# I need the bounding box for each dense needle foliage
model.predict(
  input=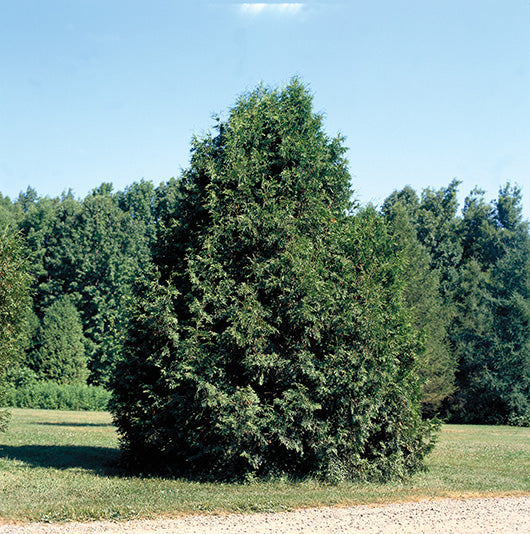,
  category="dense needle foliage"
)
[0,229,31,429]
[110,80,437,481]
[27,295,88,384]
